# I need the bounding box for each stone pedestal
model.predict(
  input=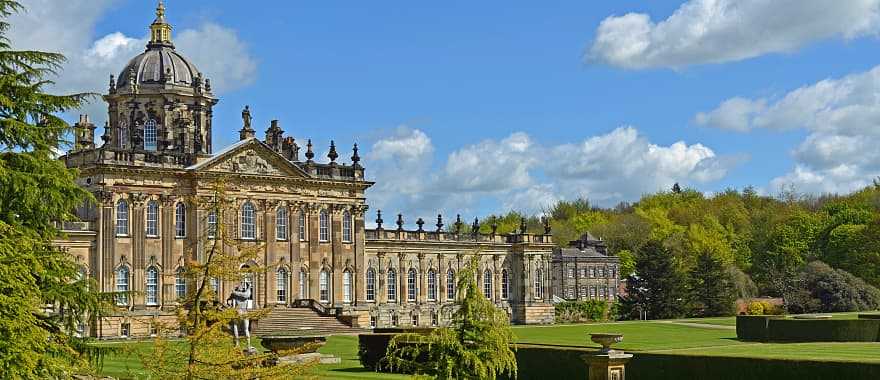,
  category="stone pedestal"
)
[586,351,633,380]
